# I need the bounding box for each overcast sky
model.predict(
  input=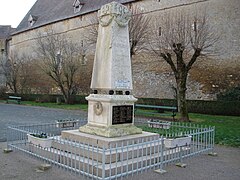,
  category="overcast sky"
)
[0,0,37,28]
